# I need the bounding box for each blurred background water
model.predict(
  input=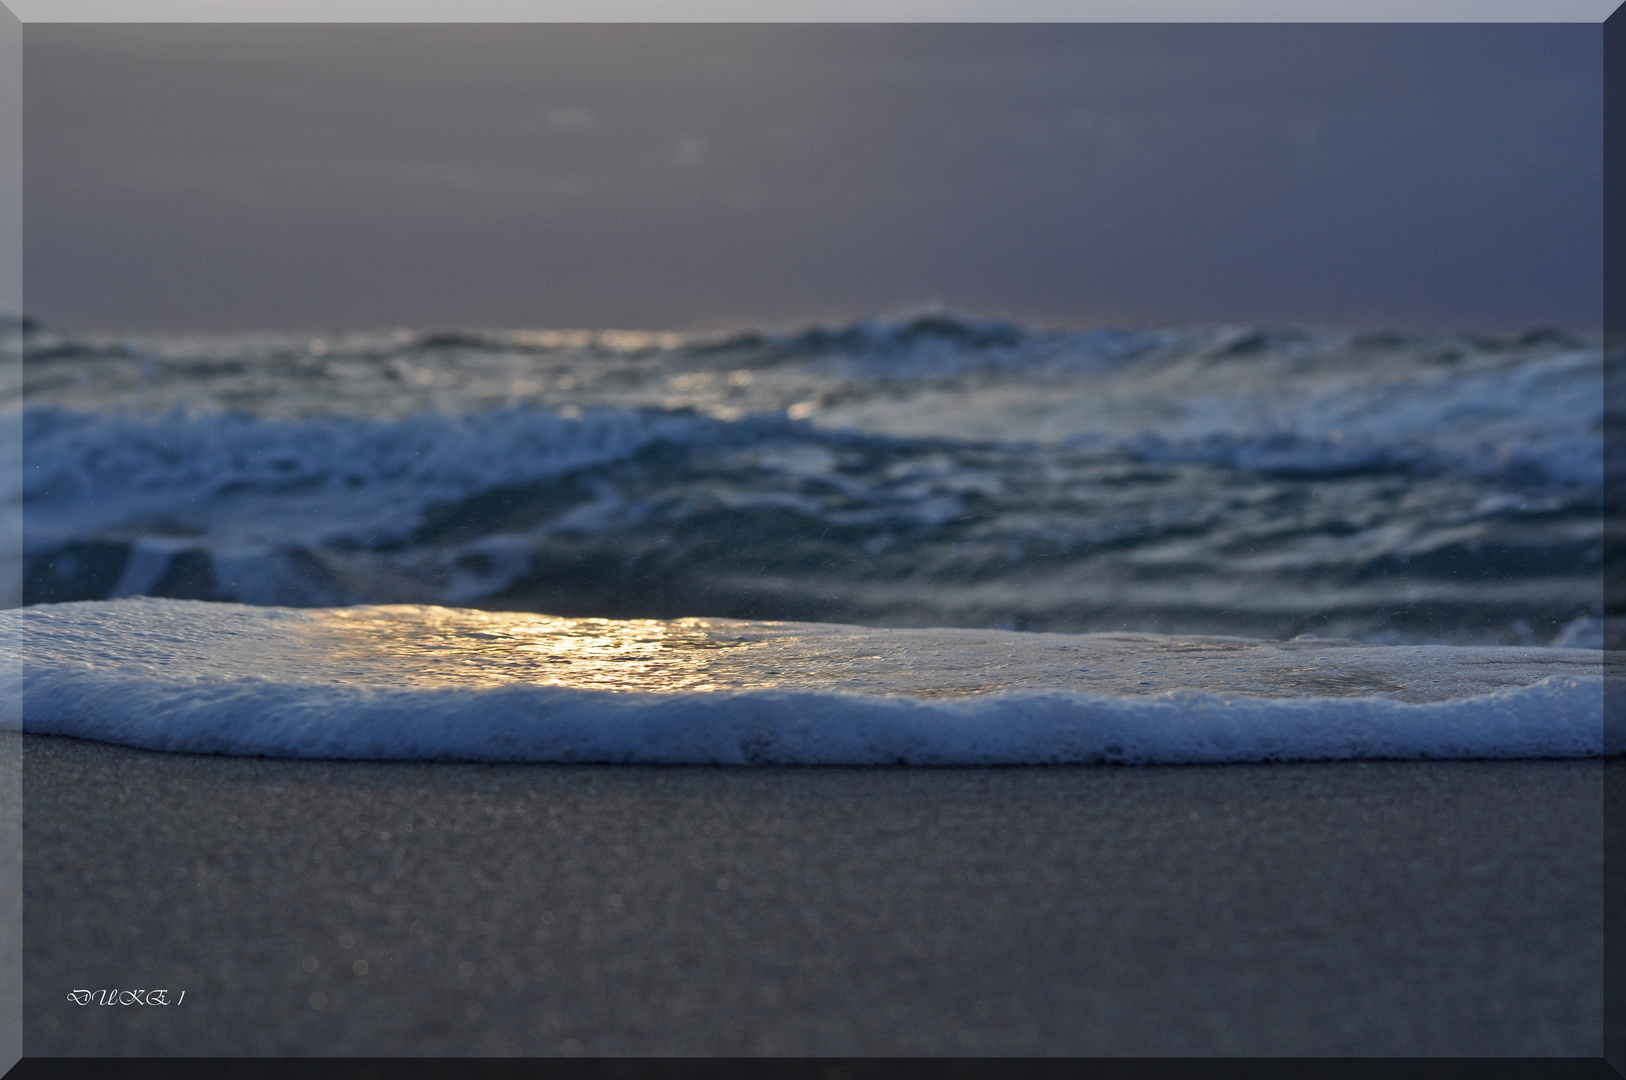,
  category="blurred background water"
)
[11,311,1613,647]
